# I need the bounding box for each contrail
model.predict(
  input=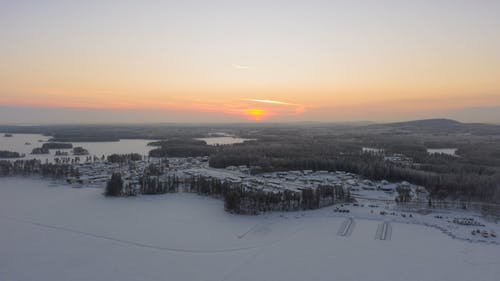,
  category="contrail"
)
[245,99,296,106]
